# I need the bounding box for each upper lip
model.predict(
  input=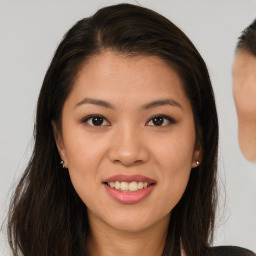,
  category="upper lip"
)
[103,174,156,184]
